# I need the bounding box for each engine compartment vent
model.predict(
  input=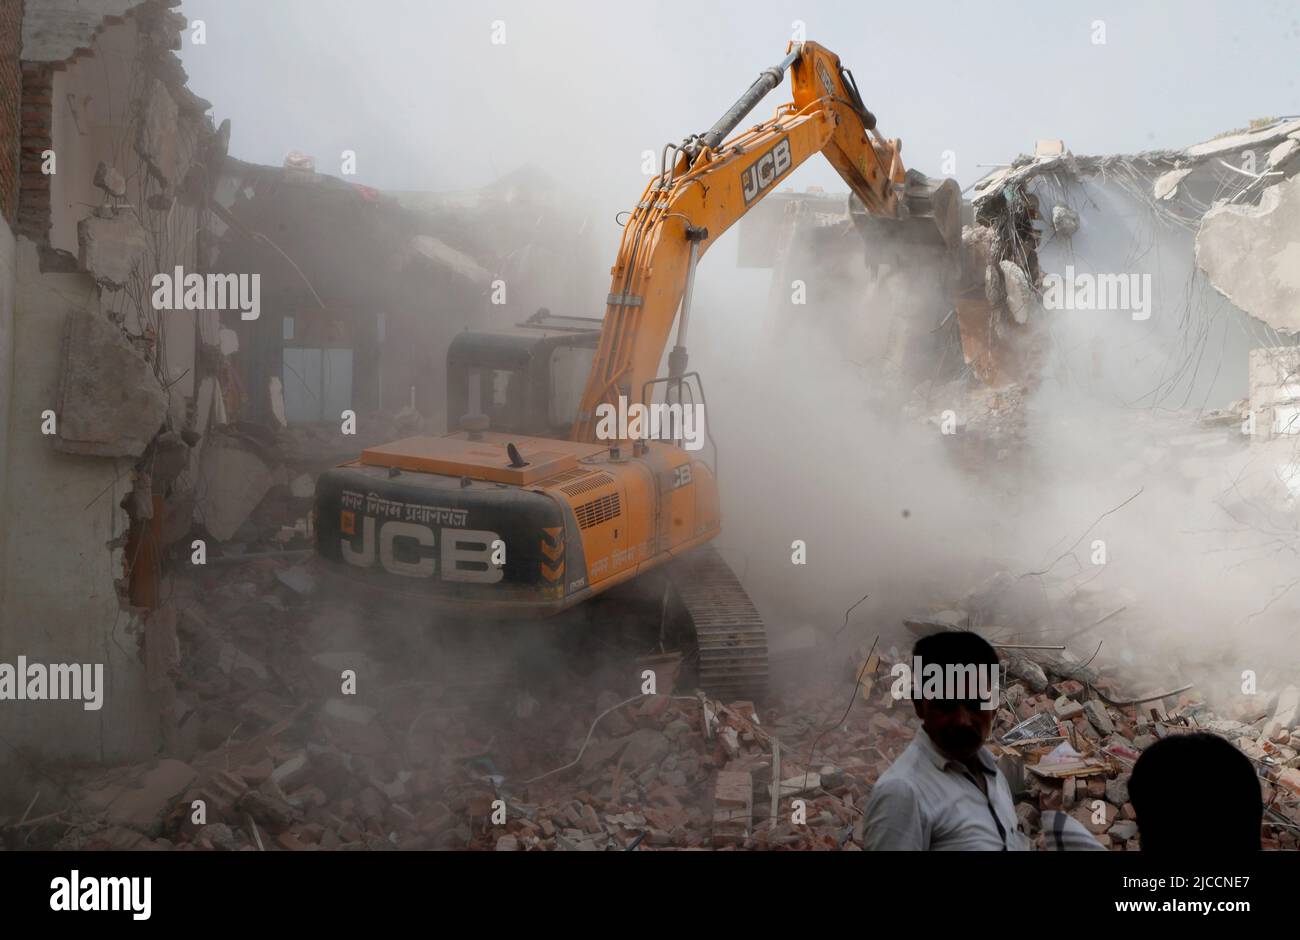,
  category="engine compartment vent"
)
[574,492,622,529]
[558,471,615,498]
[537,466,591,488]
